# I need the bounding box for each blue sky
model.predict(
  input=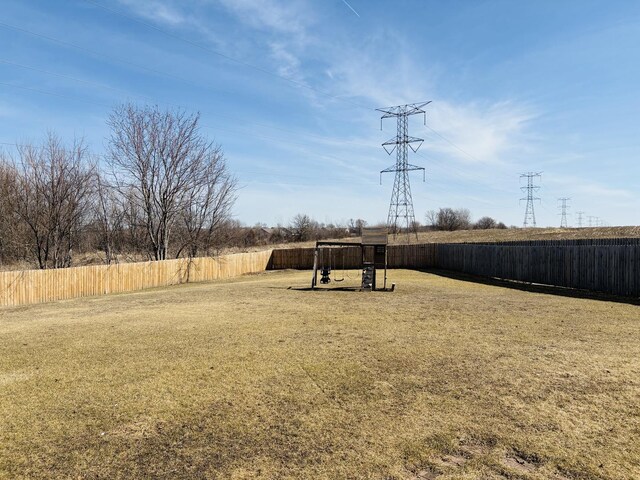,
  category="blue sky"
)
[1,0,639,227]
